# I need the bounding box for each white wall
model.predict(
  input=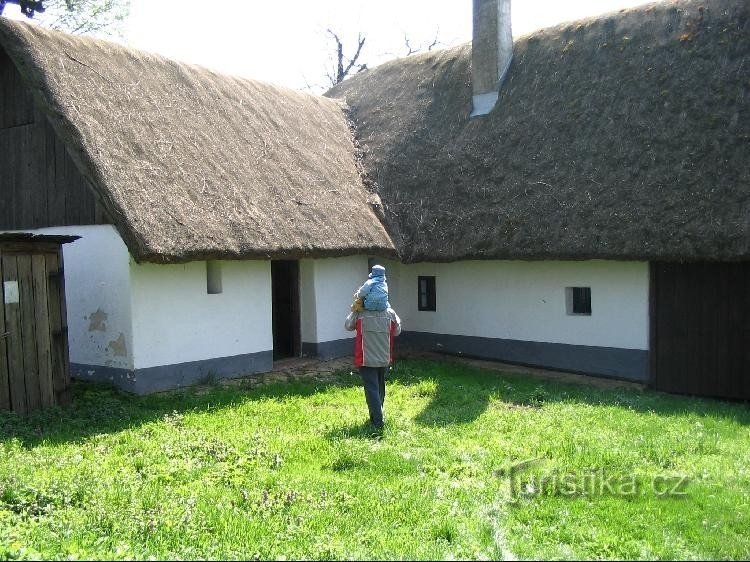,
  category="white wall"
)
[4,223,648,372]
[129,260,272,369]
[301,256,370,344]
[5,225,135,369]
[386,260,649,350]
[299,259,317,343]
